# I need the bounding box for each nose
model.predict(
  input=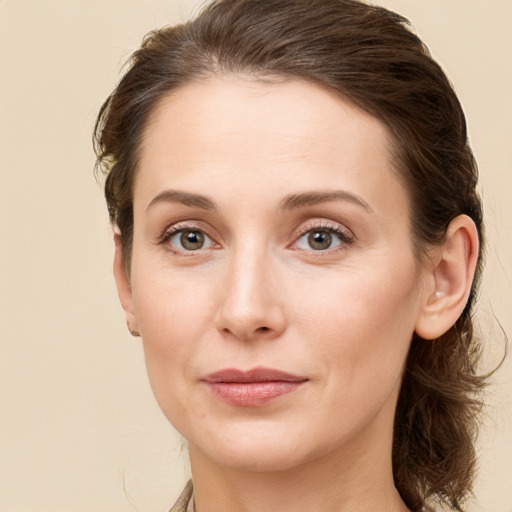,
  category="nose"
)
[214,247,287,341]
